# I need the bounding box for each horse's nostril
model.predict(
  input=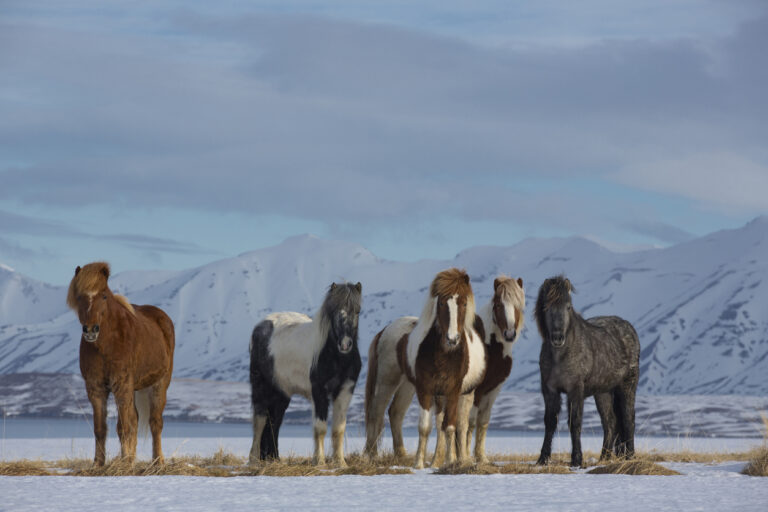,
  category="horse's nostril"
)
[93,325,100,333]
[82,325,88,333]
